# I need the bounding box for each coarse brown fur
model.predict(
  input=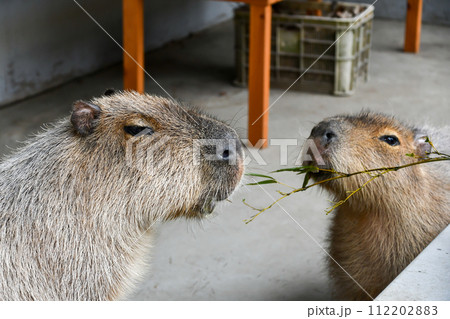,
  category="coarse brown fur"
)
[306,112,450,300]
[0,91,244,300]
